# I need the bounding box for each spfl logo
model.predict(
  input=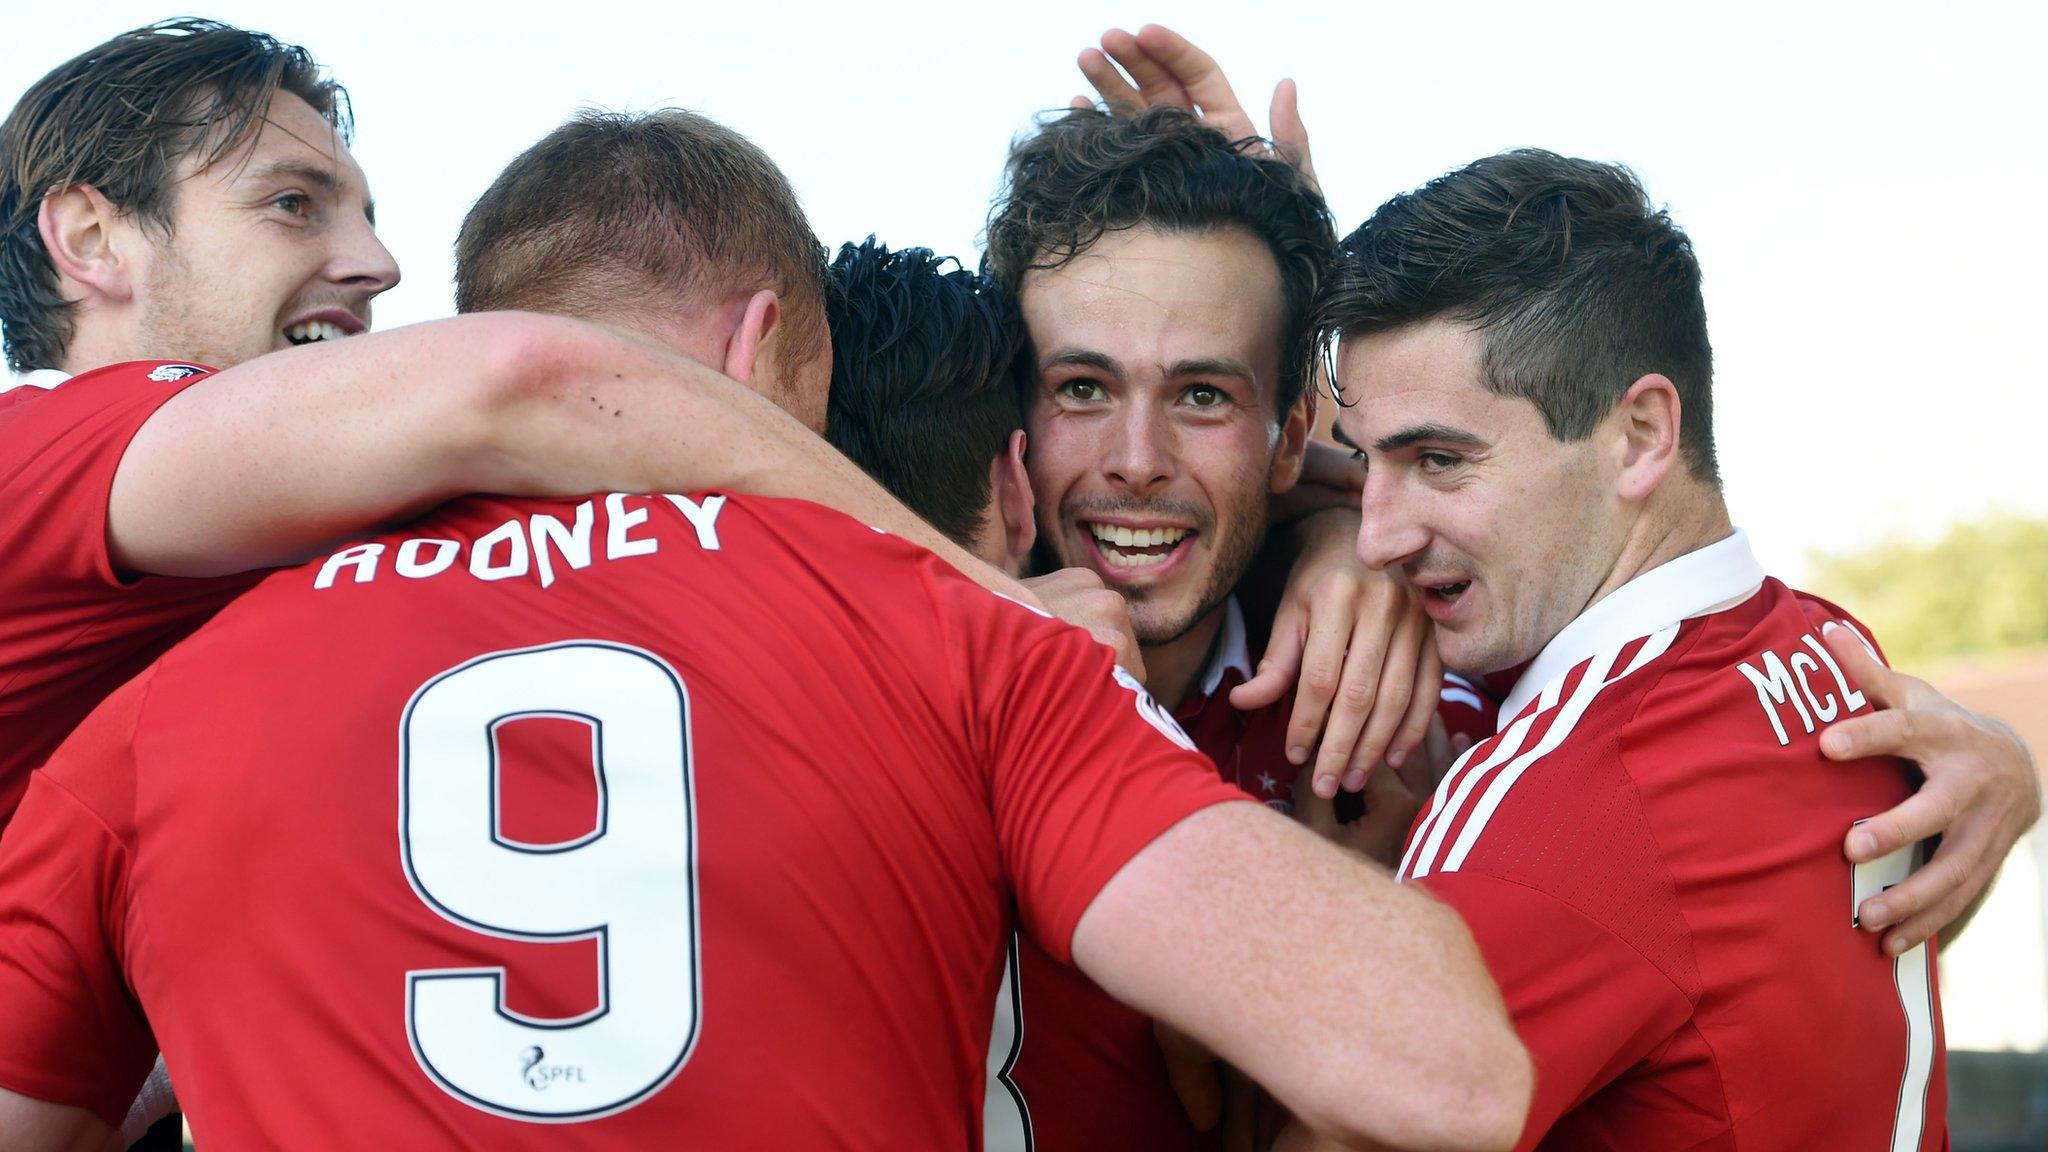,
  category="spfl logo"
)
[519,1045,590,1091]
